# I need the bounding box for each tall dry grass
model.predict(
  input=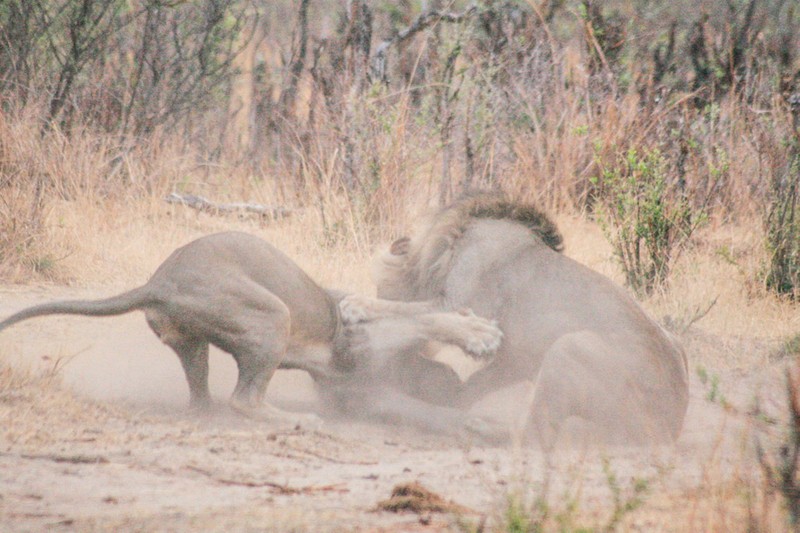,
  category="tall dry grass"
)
[0,91,793,293]
[0,1,796,287]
